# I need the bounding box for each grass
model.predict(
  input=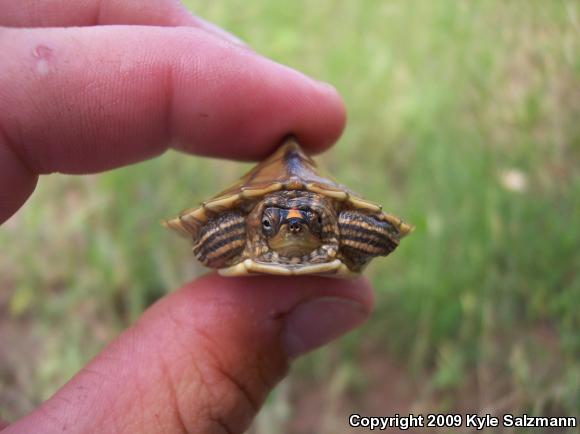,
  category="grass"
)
[1,0,579,431]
